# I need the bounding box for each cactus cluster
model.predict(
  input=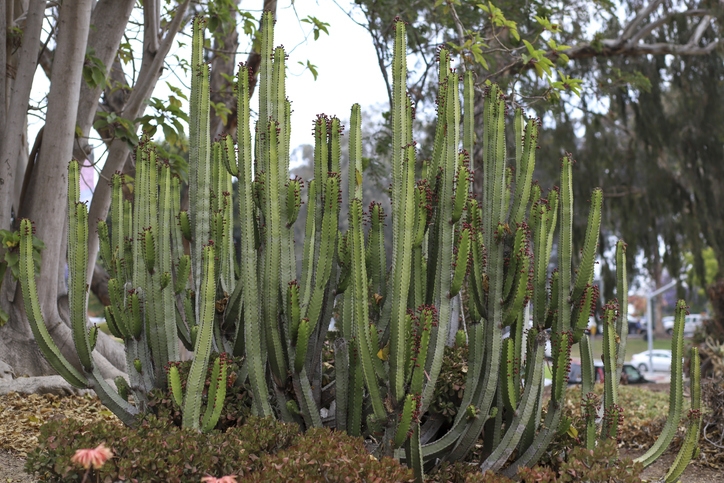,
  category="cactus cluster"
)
[18,12,700,481]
